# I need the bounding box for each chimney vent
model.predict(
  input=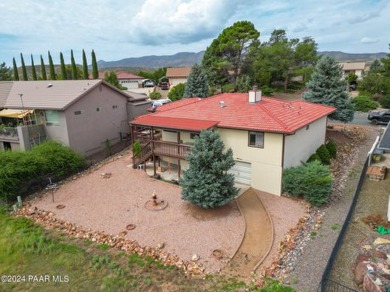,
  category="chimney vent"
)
[249,85,262,103]
[219,101,226,108]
